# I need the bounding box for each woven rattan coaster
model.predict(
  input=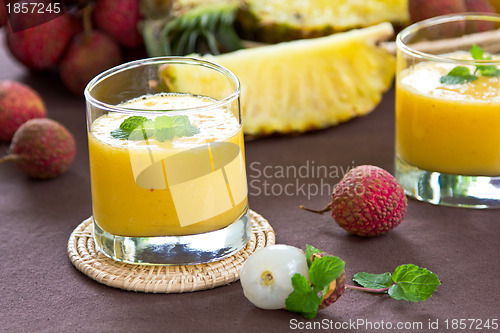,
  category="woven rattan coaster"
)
[68,210,275,293]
